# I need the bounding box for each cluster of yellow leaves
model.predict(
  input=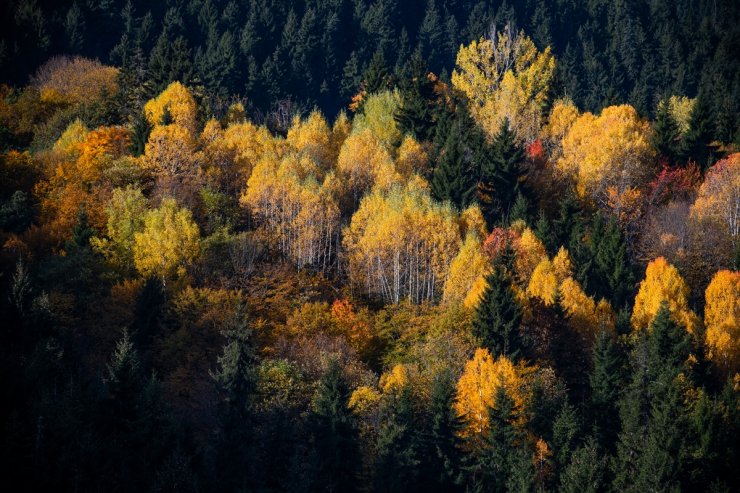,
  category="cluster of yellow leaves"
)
[242,152,340,271]
[667,95,695,135]
[336,130,399,203]
[527,248,614,335]
[286,110,334,169]
[691,153,740,248]
[133,198,201,281]
[32,56,118,105]
[513,227,548,285]
[143,81,197,132]
[542,98,579,159]
[91,186,147,271]
[144,123,198,177]
[443,233,490,304]
[351,90,403,147]
[557,105,654,206]
[704,270,740,376]
[454,348,532,441]
[452,26,555,143]
[343,181,461,304]
[395,135,429,179]
[631,257,698,332]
